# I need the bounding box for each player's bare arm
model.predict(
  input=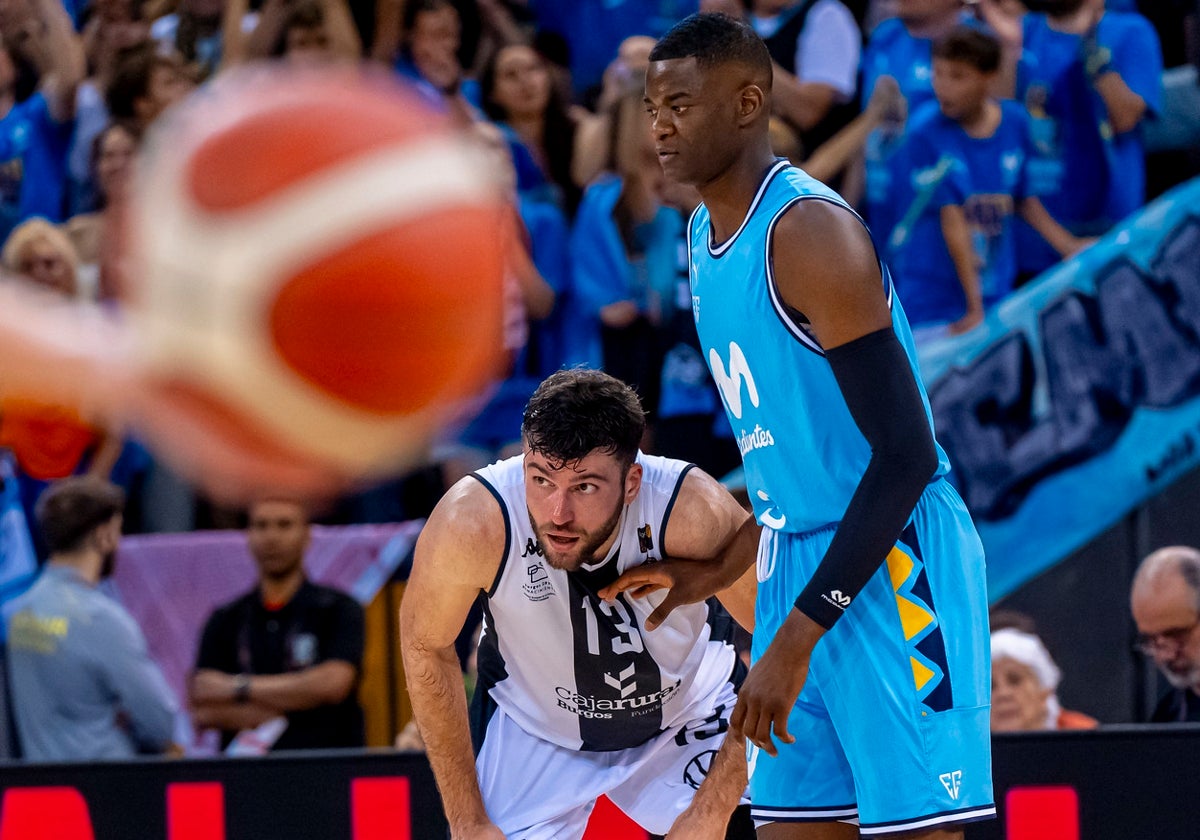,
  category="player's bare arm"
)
[599,469,758,632]
[731,200,940,755]
[399,478,506,840]
[665,727,749,840]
